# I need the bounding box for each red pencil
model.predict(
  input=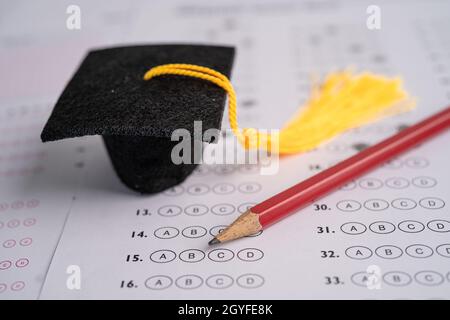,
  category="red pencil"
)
[209,105,450,245]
